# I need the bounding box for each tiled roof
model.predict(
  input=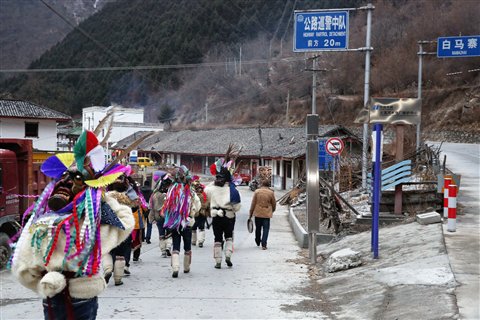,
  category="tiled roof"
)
[0,99,71,121]
[114,126,360,159]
